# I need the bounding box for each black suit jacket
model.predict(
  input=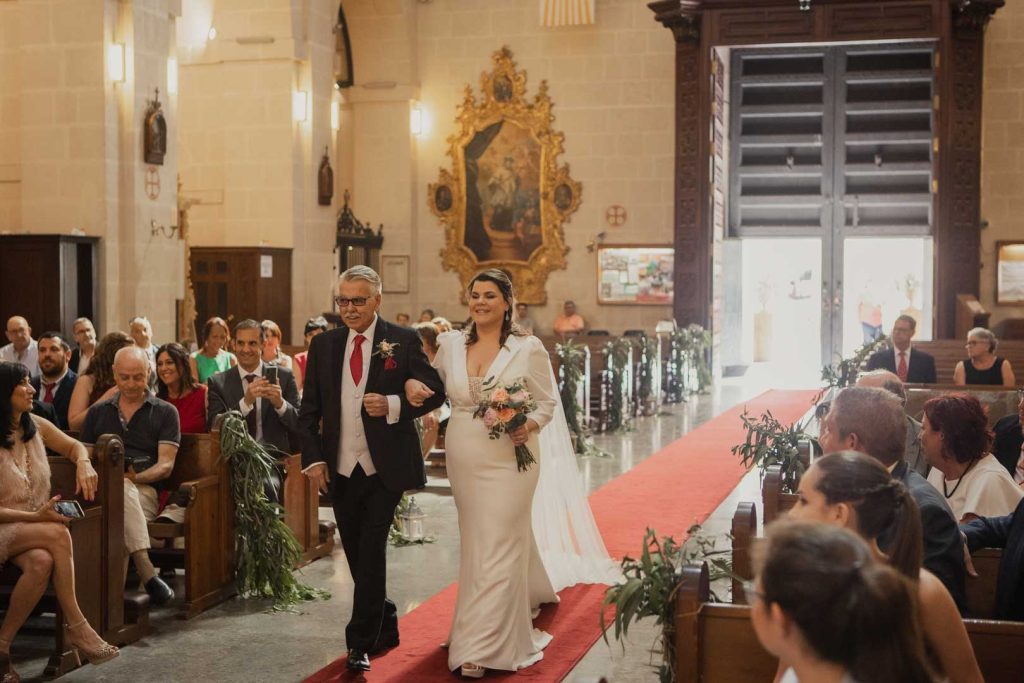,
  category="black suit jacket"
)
[206,365,301,455]
[992,414,1022,477]
[31,370,78,430]
[298,320,445,493]
[879,462,967,613]
[866,346,937,383]
[962,498,1024,621]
